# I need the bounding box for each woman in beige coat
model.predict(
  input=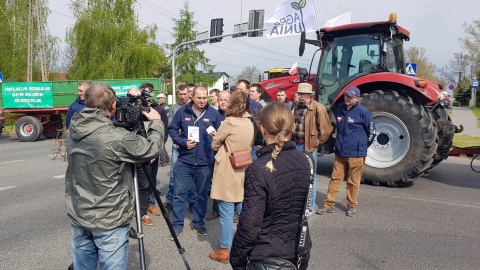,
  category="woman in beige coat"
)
[208,91,254,264]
